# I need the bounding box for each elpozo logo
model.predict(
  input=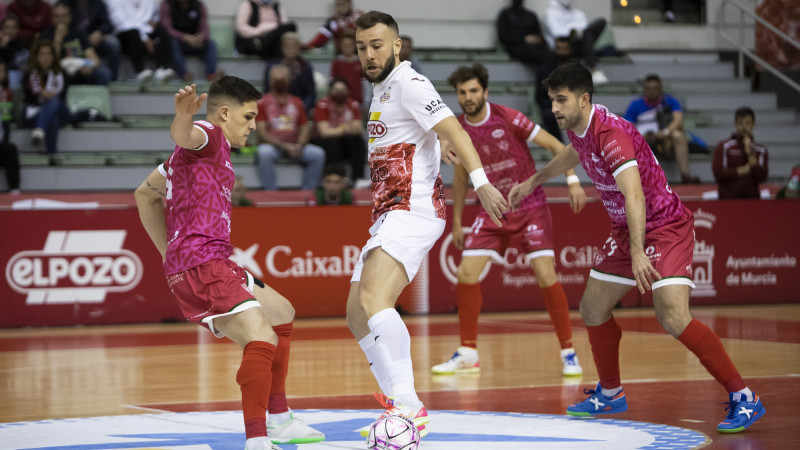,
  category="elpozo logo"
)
[5,230,143,305]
